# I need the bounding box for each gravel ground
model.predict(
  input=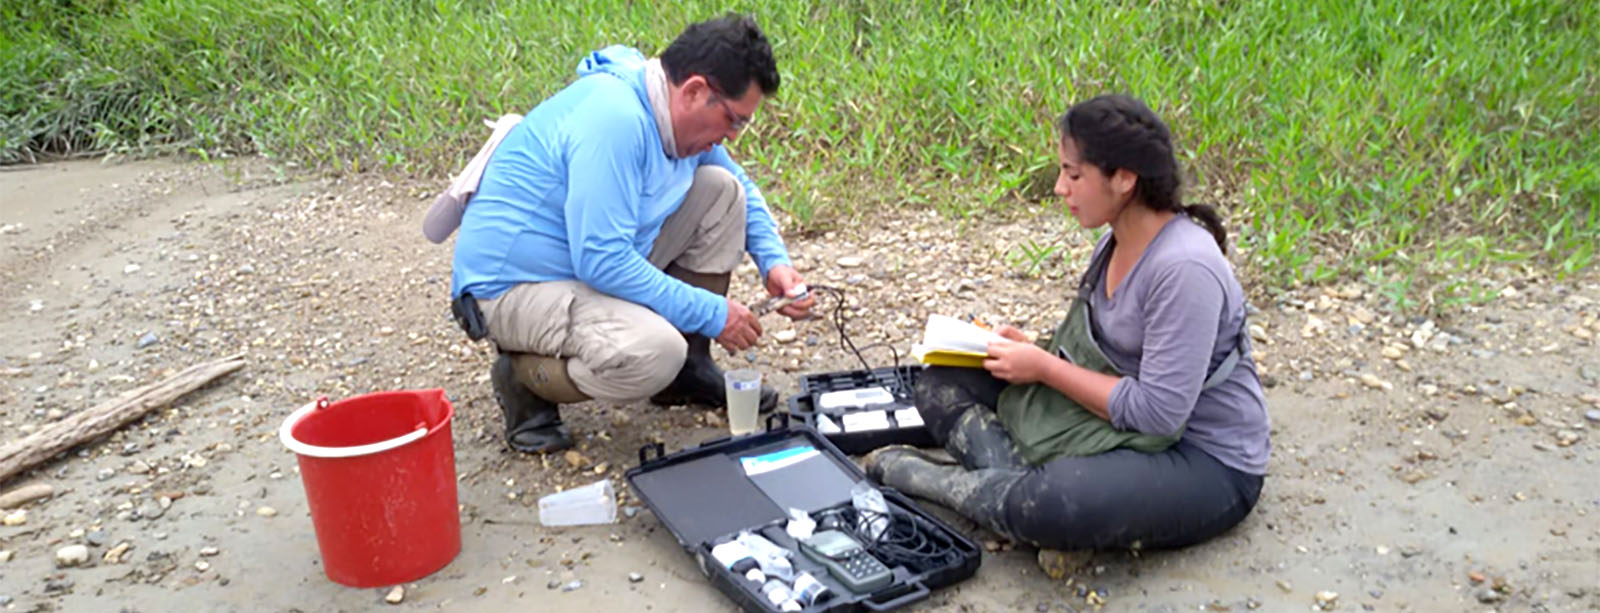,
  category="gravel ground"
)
[0,159,1596,612]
